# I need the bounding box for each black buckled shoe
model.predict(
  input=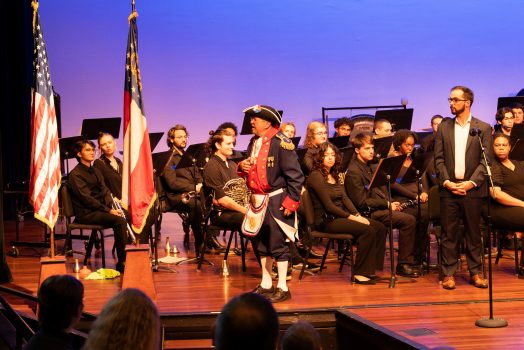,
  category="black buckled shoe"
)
[252,284,275,298]
[396,264,420,278]
[270,288,291,303]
